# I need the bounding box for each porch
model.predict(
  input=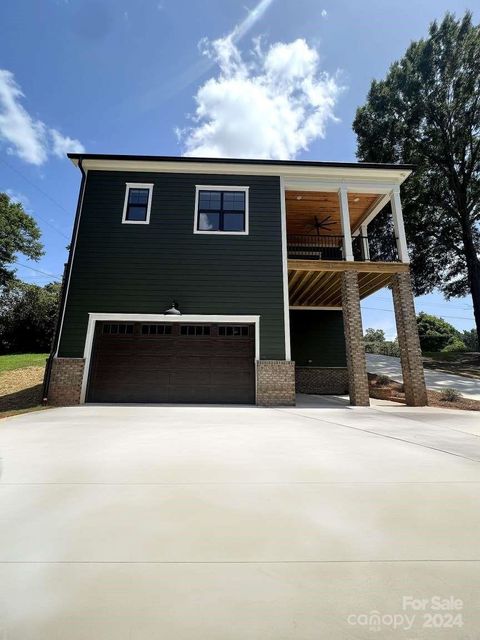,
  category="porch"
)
[282,178,426,407]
